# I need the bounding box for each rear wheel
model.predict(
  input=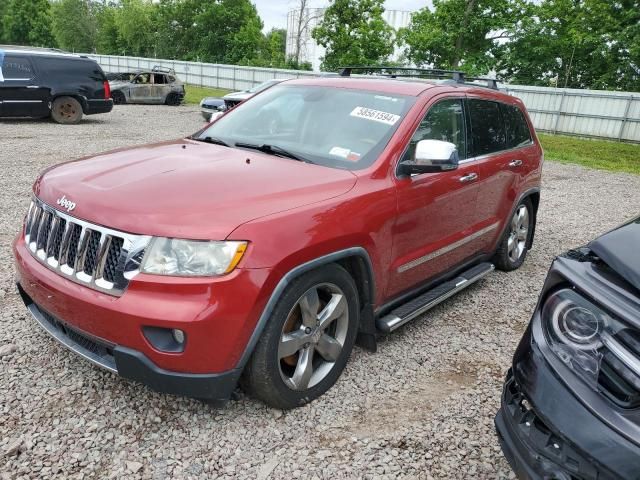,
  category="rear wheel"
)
[111,90,126,105]
[242,264,359,409]
[493,197,534,271]
[165,92,181,106]
[51,96,83,124]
